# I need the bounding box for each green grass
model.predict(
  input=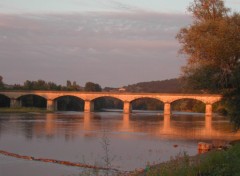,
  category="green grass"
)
[133,143,240,176]
[0,107,53,113]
